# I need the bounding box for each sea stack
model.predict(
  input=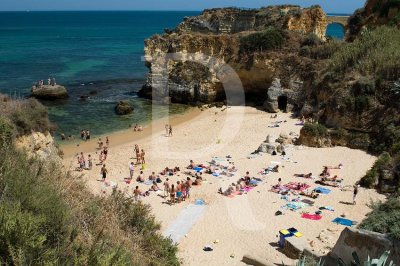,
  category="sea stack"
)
[115,100,134,115]
[31,85,69,100]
